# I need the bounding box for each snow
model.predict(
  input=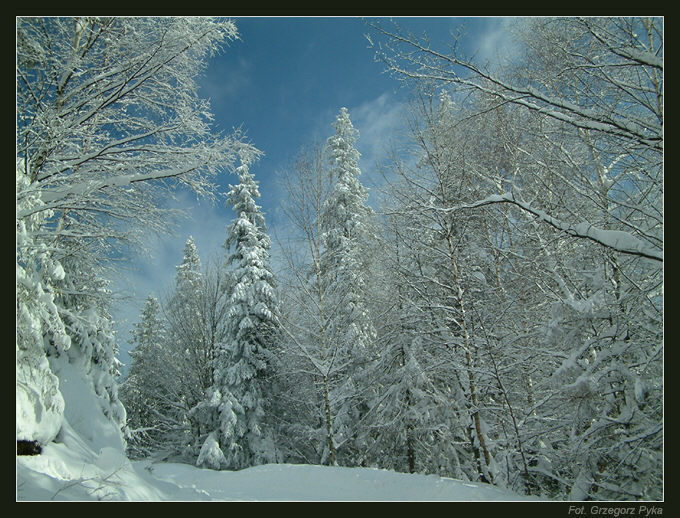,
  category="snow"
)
[50,358,126,453]
[16,354,64,445]
[196,433,227,470]
[18,328,539,501]
[141,462,539,501]
[18,451,540,501]
[16,358,537,501]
